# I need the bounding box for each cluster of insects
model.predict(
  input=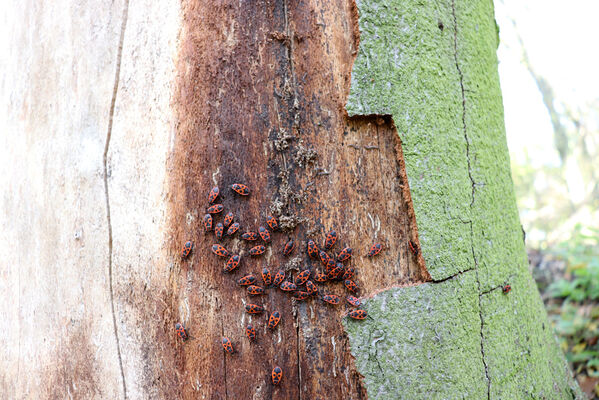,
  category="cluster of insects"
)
[176,183,381,387]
